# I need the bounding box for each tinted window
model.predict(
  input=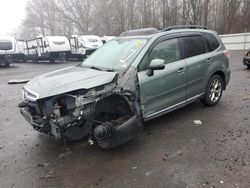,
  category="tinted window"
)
[182,36,206,58]
[138,38,180,71]
[203,33,220,52]
[0,41,12,51]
